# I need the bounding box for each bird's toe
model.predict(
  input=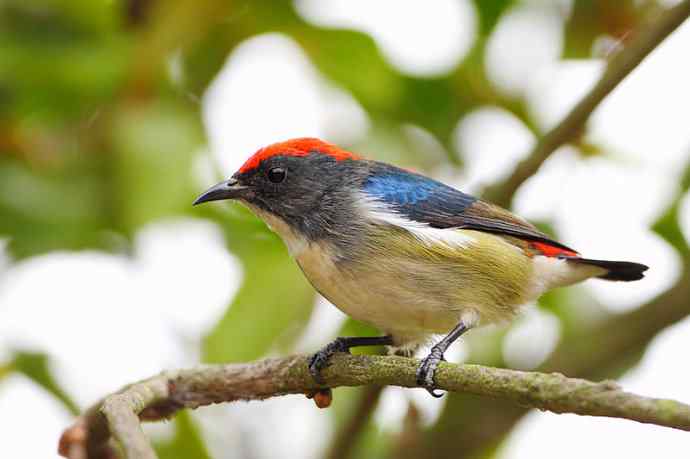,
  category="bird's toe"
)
[308,352,328,385]
[416,352,444,398]
[309,338,351,384]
